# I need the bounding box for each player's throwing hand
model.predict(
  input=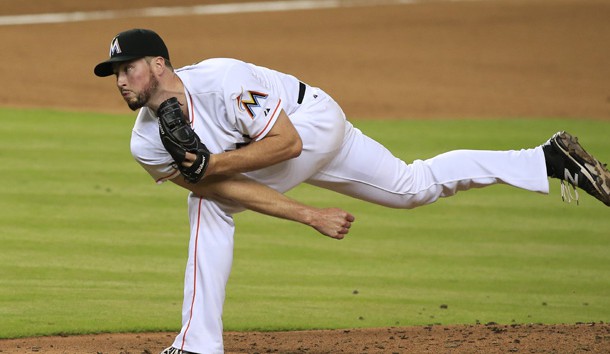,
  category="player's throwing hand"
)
[309,208,355,240]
